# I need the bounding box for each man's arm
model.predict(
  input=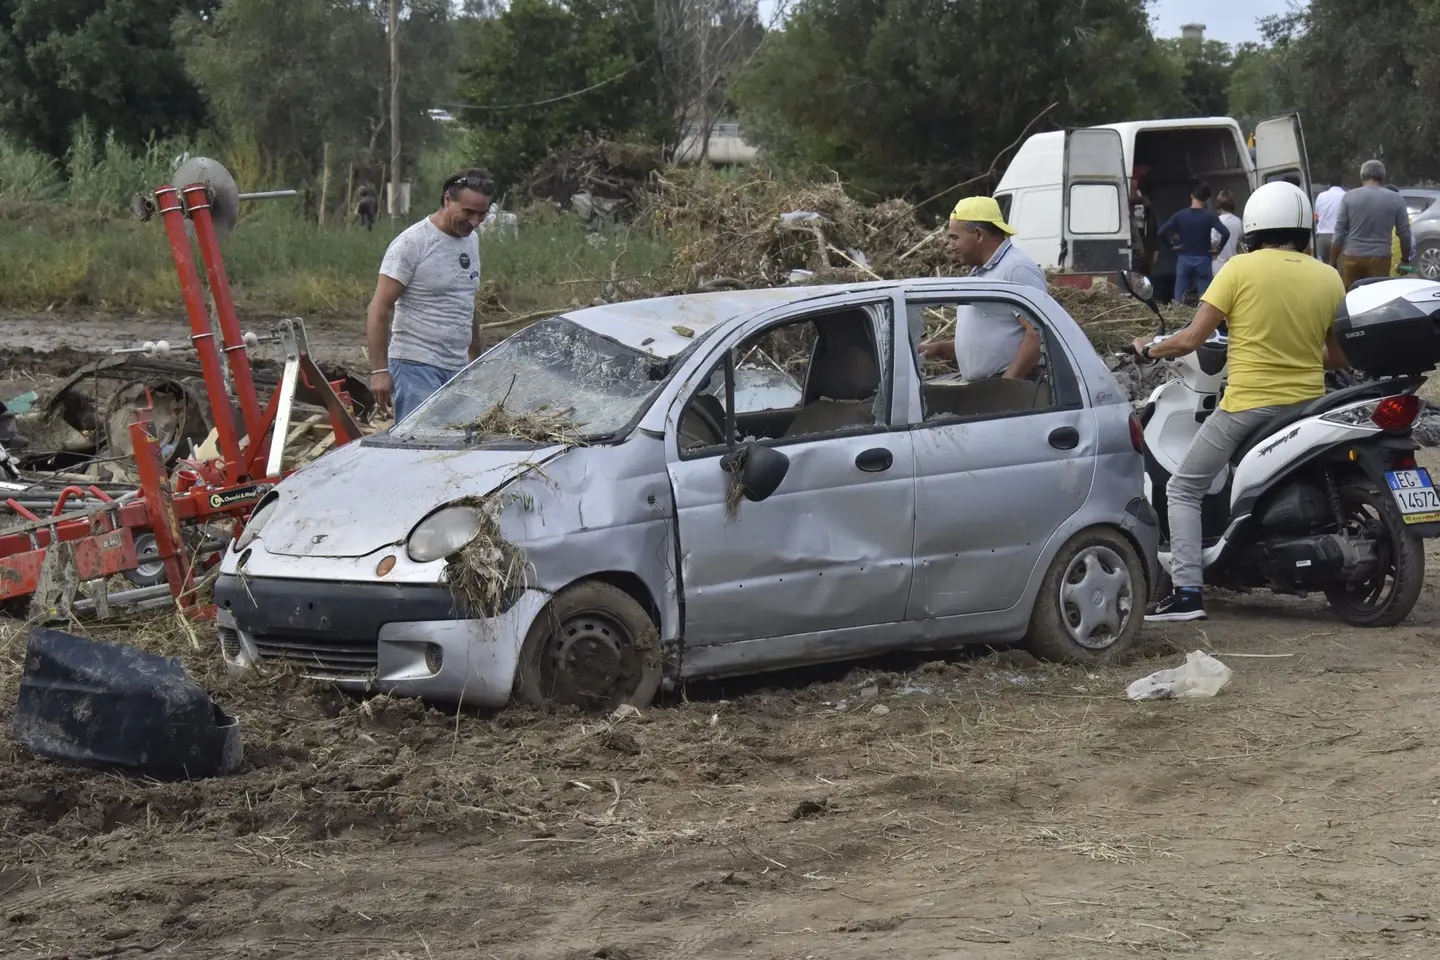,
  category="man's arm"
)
[1134,302,1227,359]
[1396,198,1415,261]
[469,315,485,362]
[1155,212,1180,246]
[1323,327,1349,370]
[366,275,406,410]
[1003,311,1042,379]
[1212,214,1230,251]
